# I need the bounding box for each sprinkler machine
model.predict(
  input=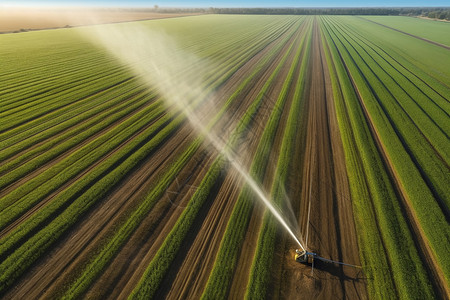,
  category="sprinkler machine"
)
[295,249,360,270]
